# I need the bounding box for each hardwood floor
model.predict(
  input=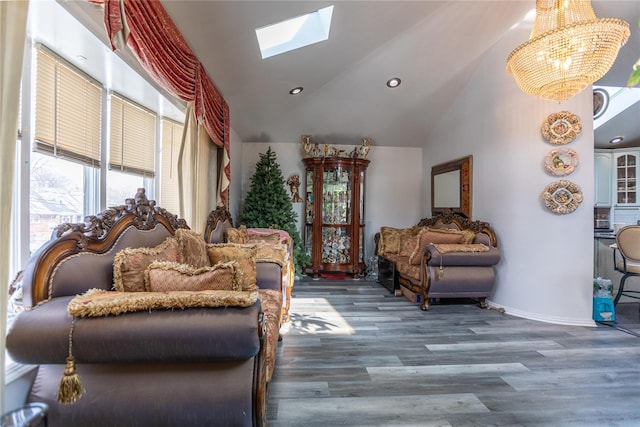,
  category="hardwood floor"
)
[267,279,640,427]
